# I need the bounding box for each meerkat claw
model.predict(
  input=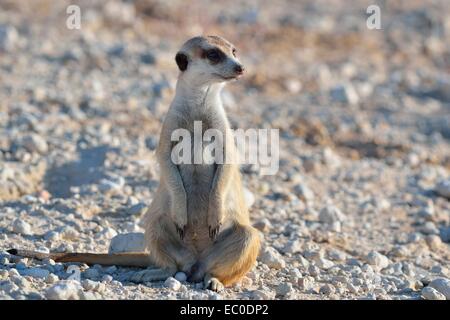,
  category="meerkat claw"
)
[176,224,185,240]
[209,225,220,240]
